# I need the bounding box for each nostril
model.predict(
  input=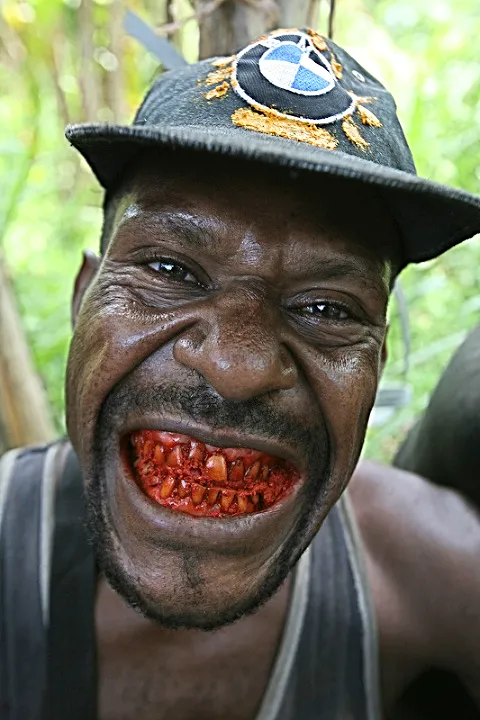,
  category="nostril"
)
[173,326,206,363]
